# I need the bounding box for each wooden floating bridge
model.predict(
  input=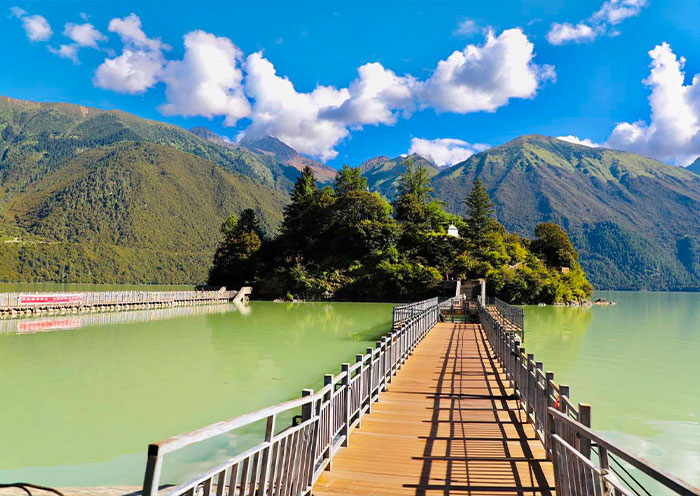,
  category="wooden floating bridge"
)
[0,287,251,318]
[142,297,700,496]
